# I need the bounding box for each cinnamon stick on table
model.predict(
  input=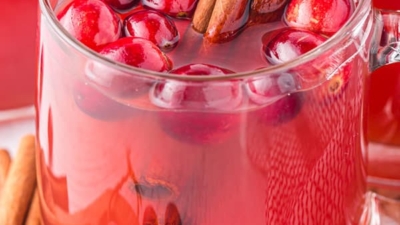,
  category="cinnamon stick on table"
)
[0,149,11,196]
[25,189,41,225]
[0,135,37,225]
